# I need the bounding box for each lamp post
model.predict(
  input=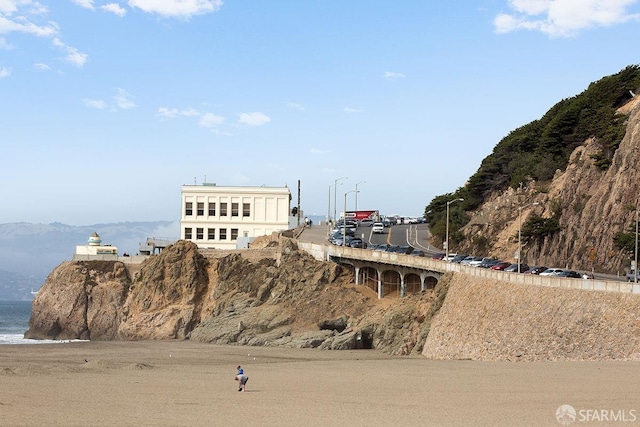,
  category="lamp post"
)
[343,190,358,246]
[635,205,638,285]
[333,177,347,224]
[518,202,540,273]
[355,181,365,211]
[445,198,464,261]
